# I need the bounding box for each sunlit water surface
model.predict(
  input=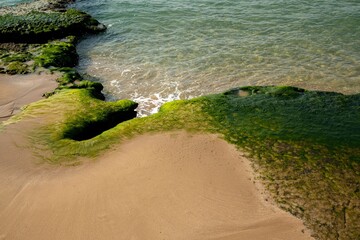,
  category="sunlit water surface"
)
[0,0,32,6]
[73,1,359,115]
